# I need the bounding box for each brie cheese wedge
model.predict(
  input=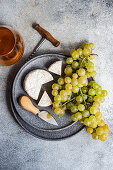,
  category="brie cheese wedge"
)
[48,60,62,75]
[38,91,52,107]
